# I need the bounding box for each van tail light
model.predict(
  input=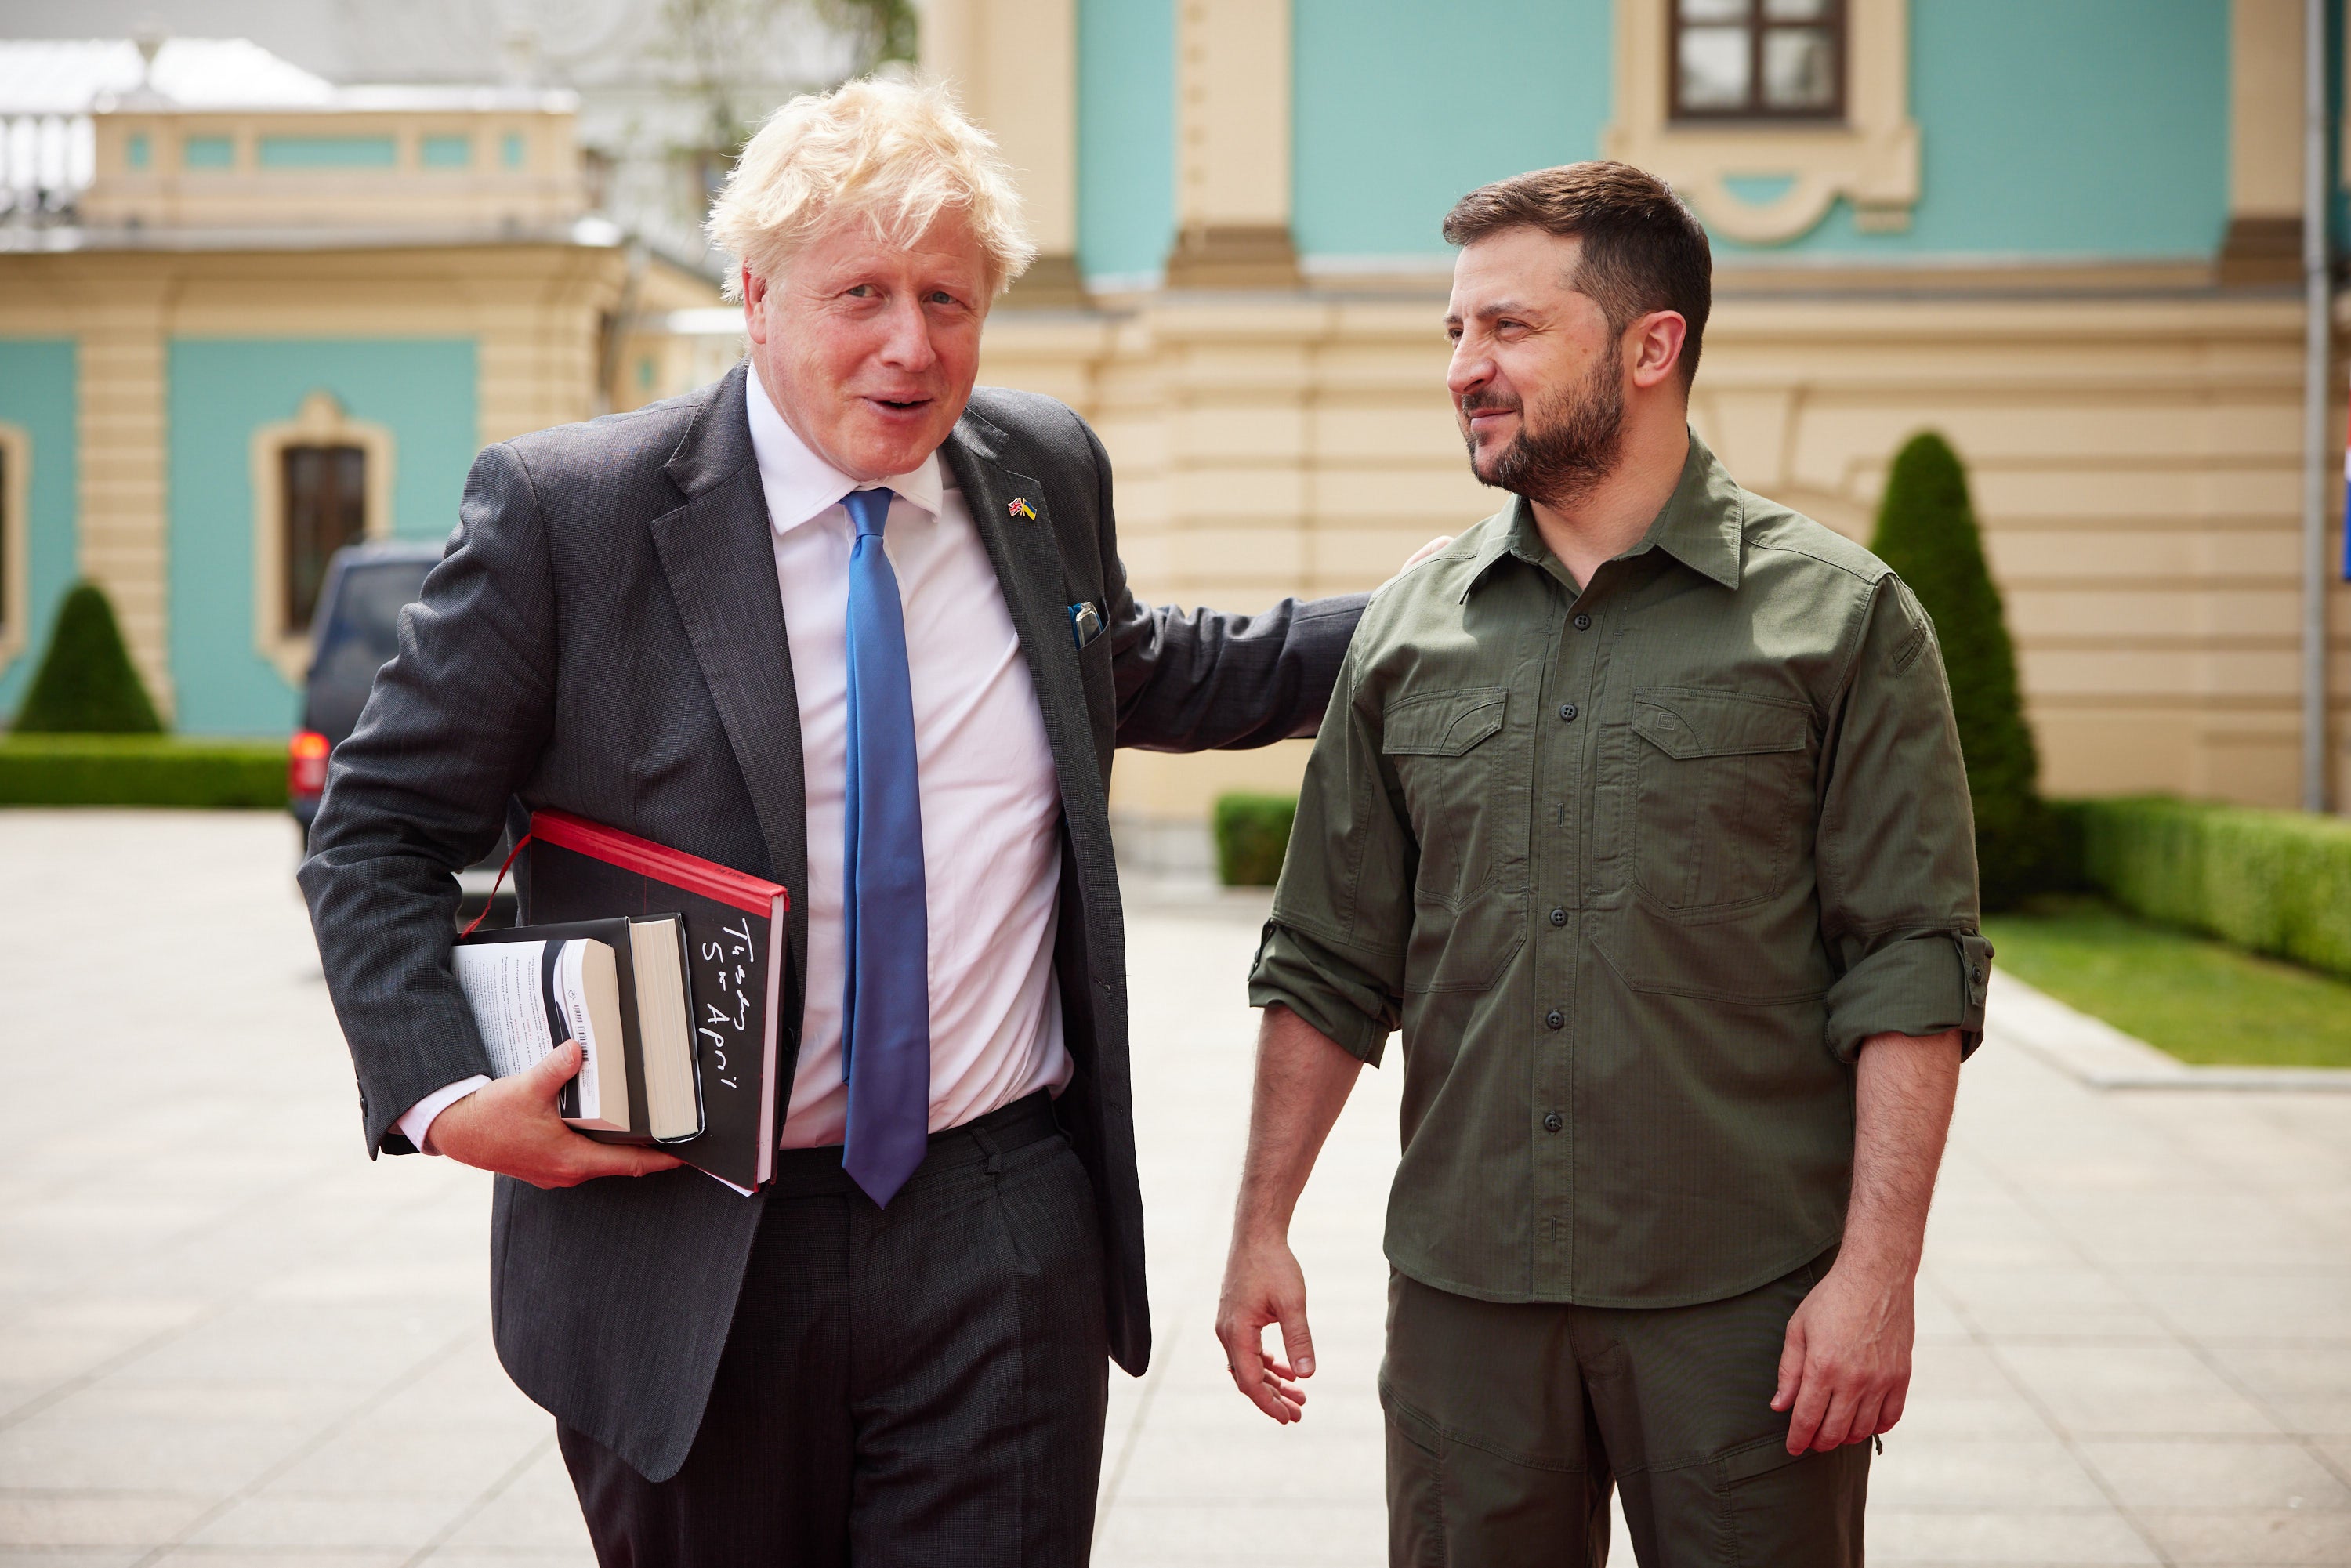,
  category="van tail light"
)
[289,730,331,797]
